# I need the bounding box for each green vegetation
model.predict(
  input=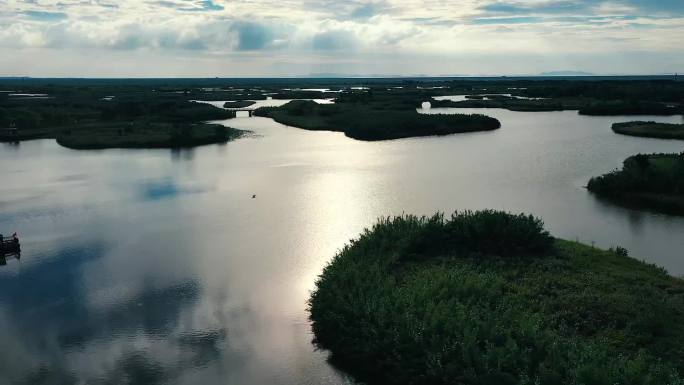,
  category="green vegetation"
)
[310,210,684,385]
[2,77,683,146]
[587,153,684,215]
[223,100,256,108]
[612,121,684,140]
[428,80,684,115]
[0,89,238,148]
[432,98,683,115]
[55,122,244,149]
[432,97,572,112]
[578,102,680,116]
[254,100,500,140]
